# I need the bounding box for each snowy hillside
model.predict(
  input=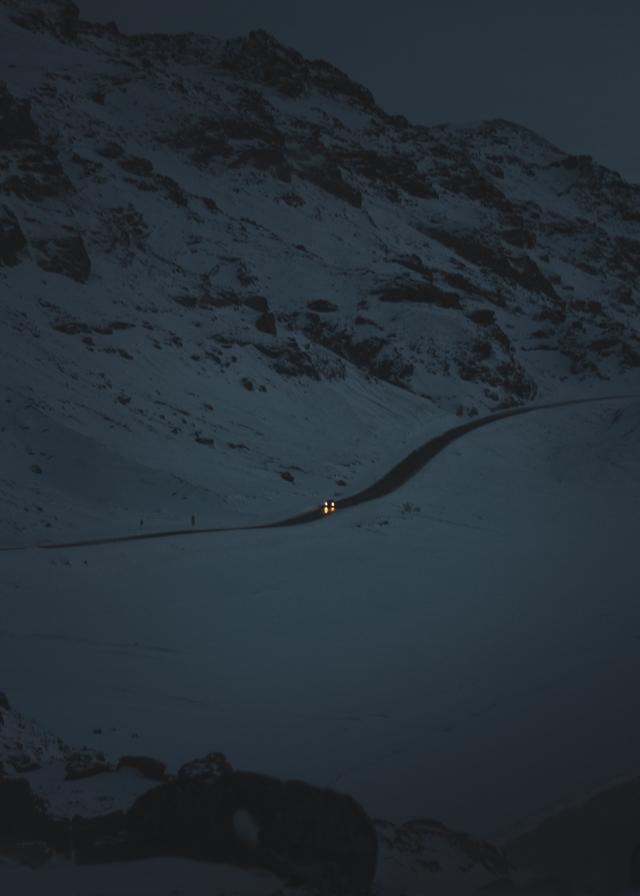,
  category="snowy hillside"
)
[1,0,639,544]
[2,2,640,894]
